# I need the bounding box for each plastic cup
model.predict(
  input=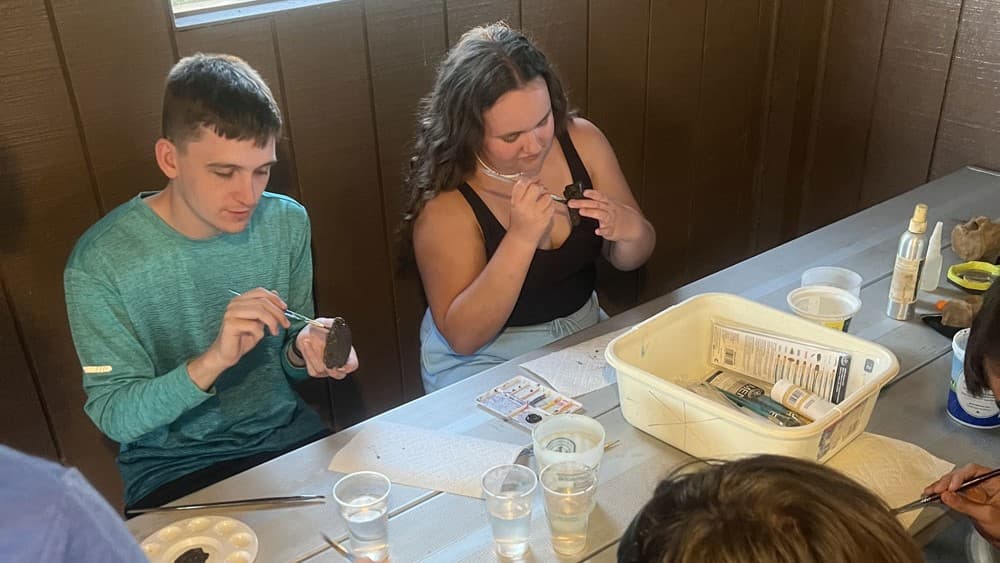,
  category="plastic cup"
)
[786,285,862,332]
[801,266,863,298]
[531,414,605,471]
[947,328,1000,428]
[540,461,598,556]
[481,464,537,558]
[332,471,391,561]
